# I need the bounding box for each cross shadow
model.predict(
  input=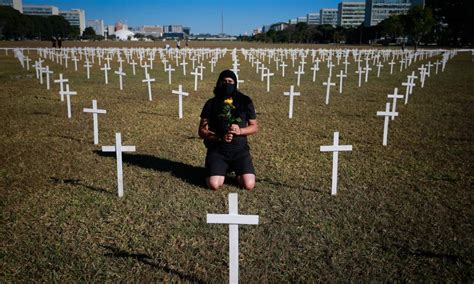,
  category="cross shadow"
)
[94,151,207,189]
[49,176,111,195]
[258,177,325,193]
[100,244,205,283]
